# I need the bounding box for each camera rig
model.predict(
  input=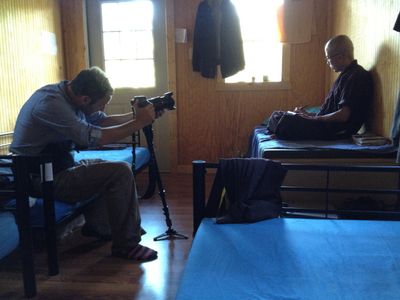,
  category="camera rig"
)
[132,91,175,113]
[130,91,186,241]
